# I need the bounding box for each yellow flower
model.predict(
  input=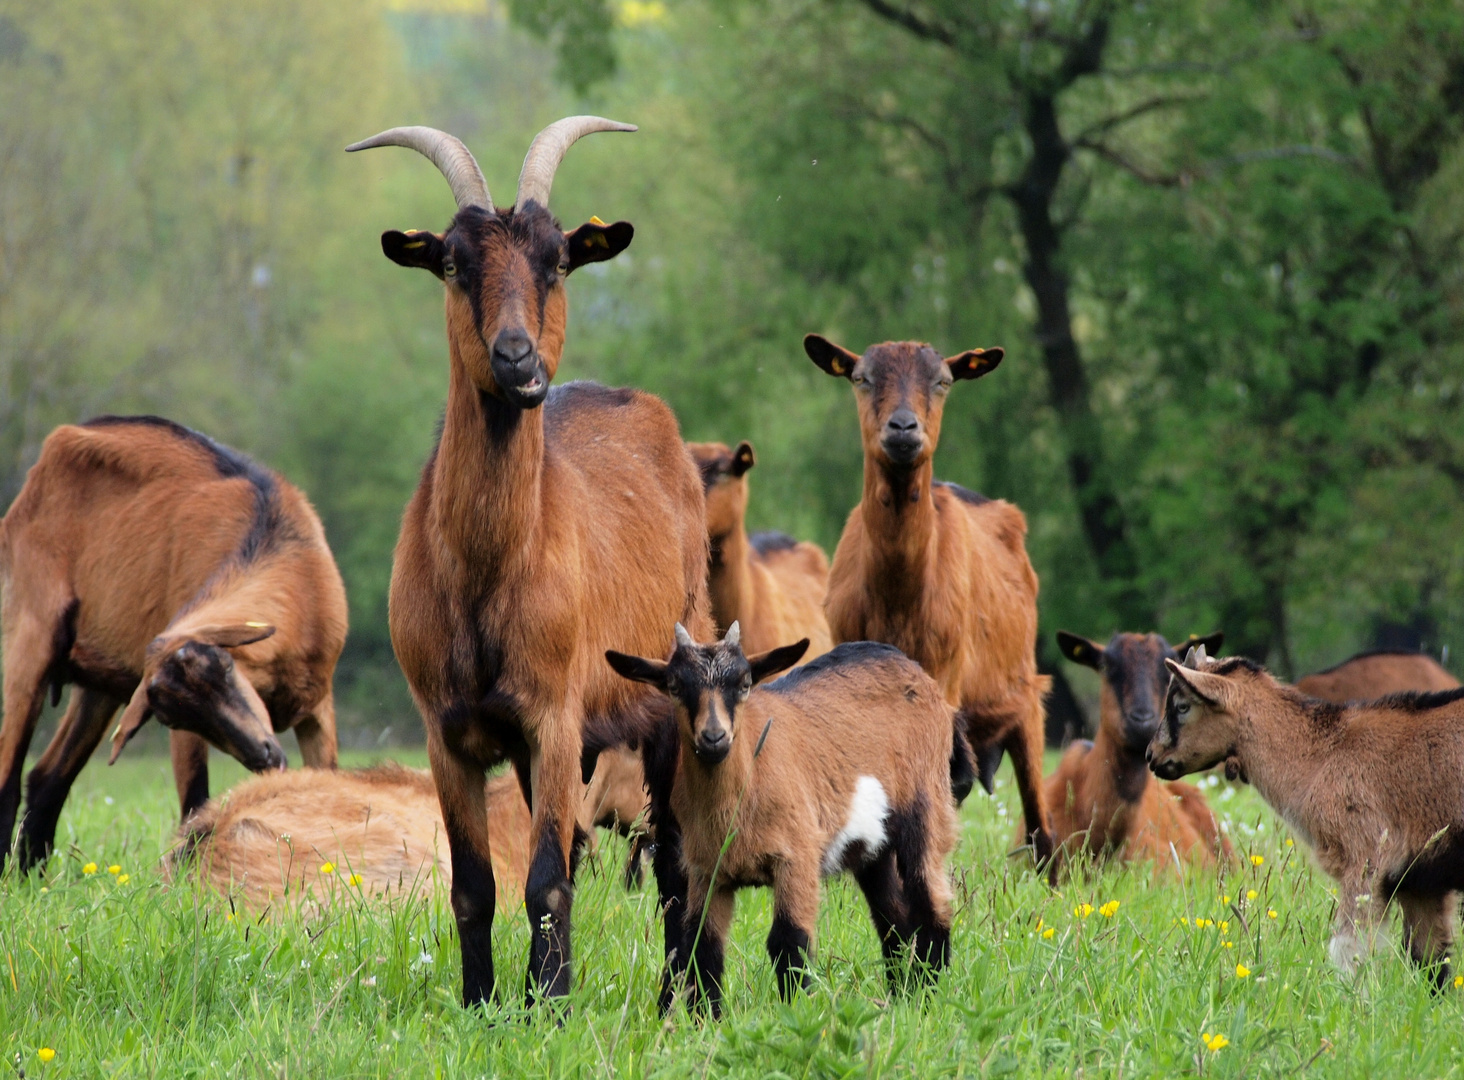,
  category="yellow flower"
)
[1202,1033,1230,1052]
[107,864,121,875]
[347,873,364,887]
[1267,909,1278,919]
[1246,889,1258,901]
[1286,838,1294,847]
[1235,963,1251,978]
[1074,903,1094,919]
[225,912,235,922]
[1223,941,1234,949]
[319,862,336,875]
[1220,920,1230,933]
[82,862,97,875]
[1220,894,1230,904]
[1042,927,1056,940]
[1100,900,1120,918]
[1455,975,1463,989]
[1250,854,1265,866]
[117,874,129,885]
[38,1048,55,1062]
